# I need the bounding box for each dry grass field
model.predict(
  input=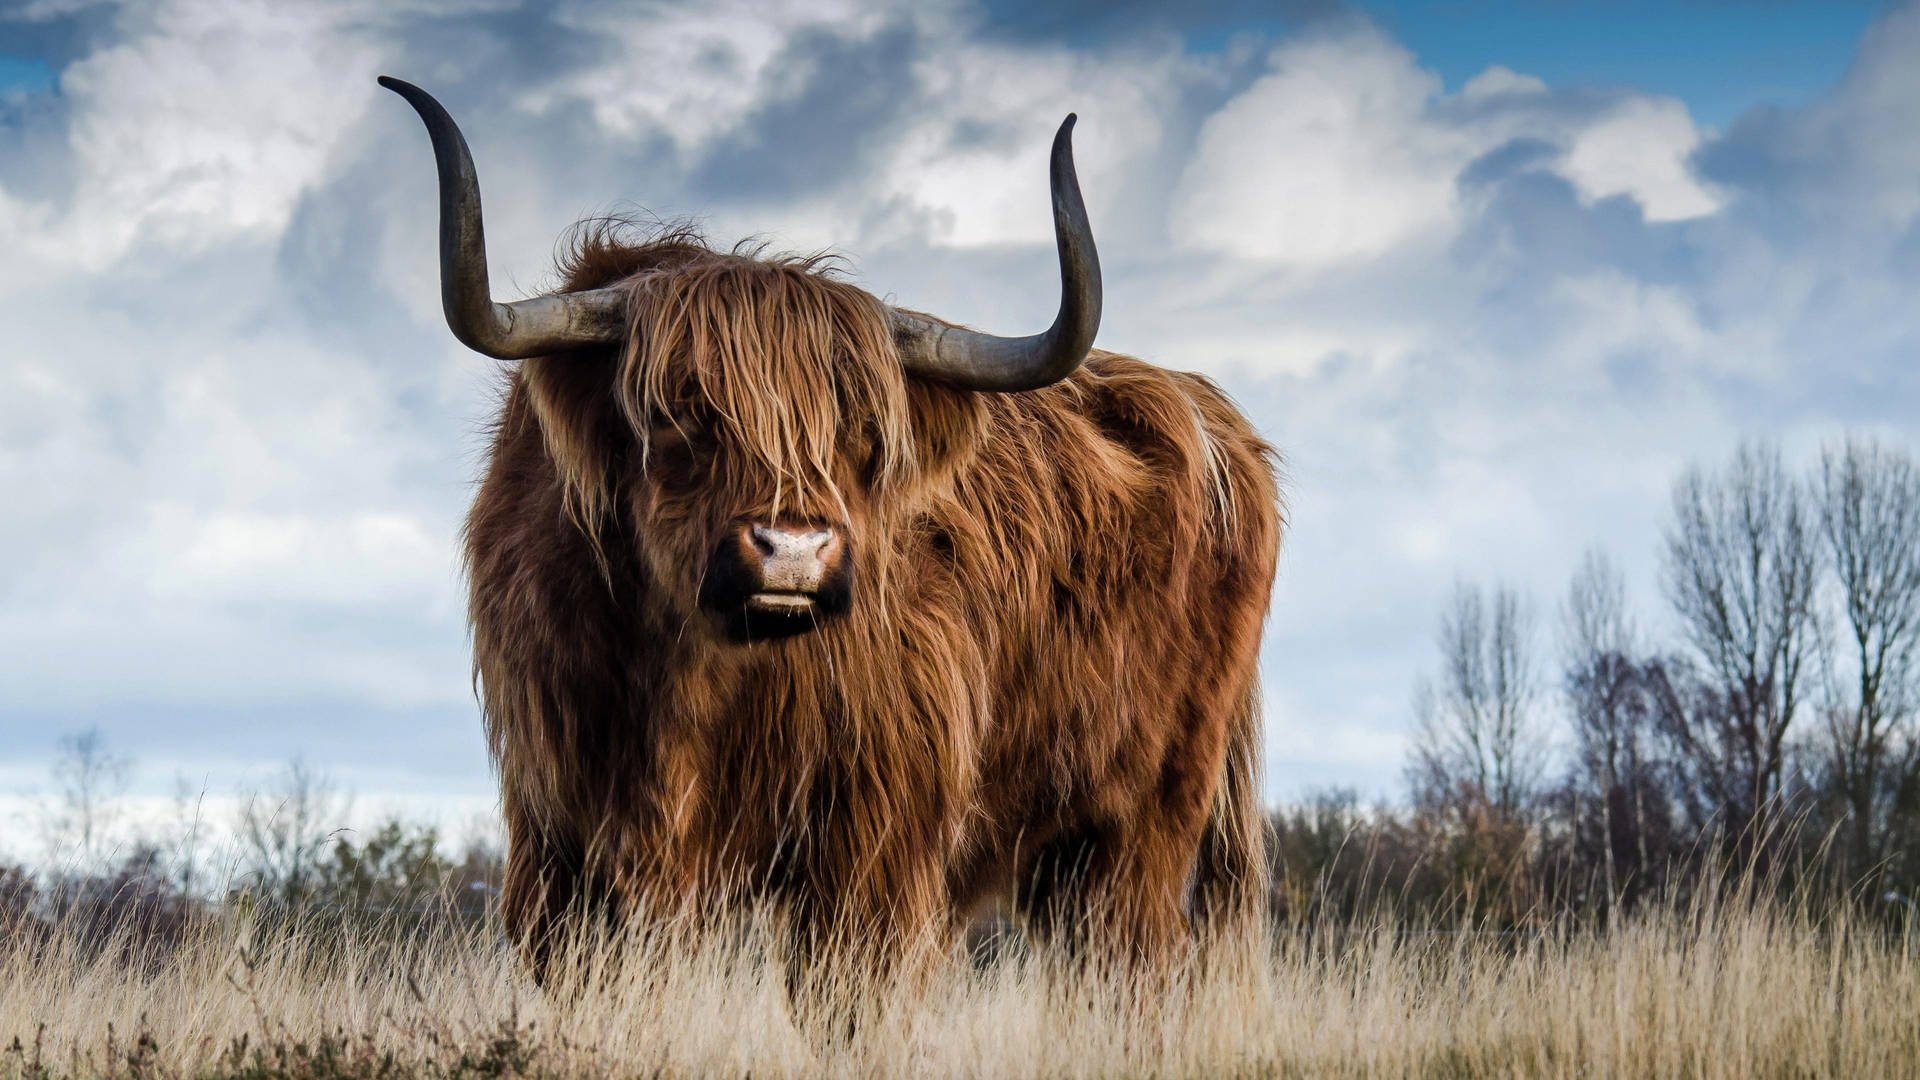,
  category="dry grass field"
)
[3,897,1916,1080]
